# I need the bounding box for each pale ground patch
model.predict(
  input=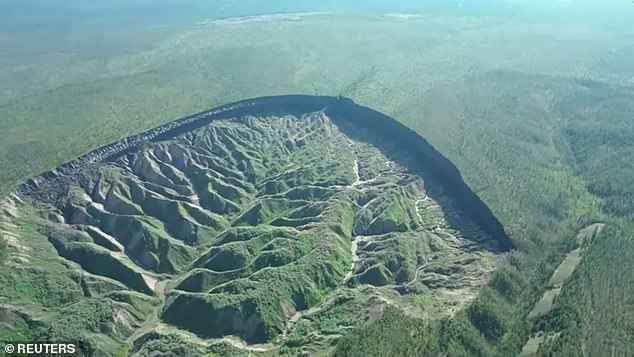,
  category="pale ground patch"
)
[521,224,605,355]
[197,12,330,27]
[1,198,31,261]
[113,304,141,333]
[528,287,562,320]
[518,334,544,357]
[385,13,425,20]
[141,274,159,293]
[528,223,605,319]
